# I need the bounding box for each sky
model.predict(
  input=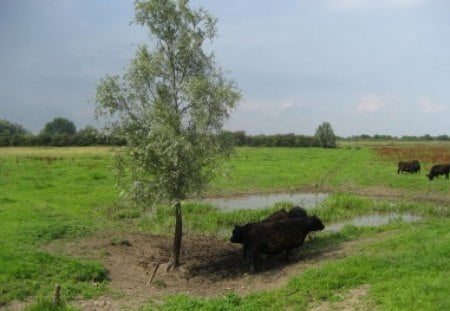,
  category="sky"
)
[1,0,449,137]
